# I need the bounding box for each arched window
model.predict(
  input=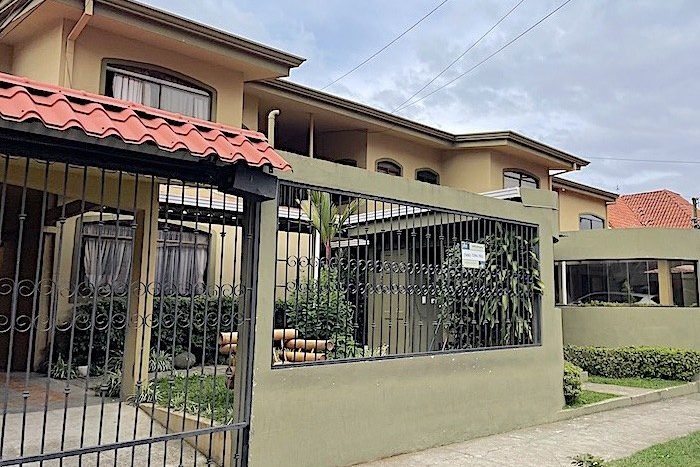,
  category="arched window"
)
[105,63,213,120]
[503,170,539,189]
[376,159,402,177]
[416,168,440,185]
[579,214,605,230]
